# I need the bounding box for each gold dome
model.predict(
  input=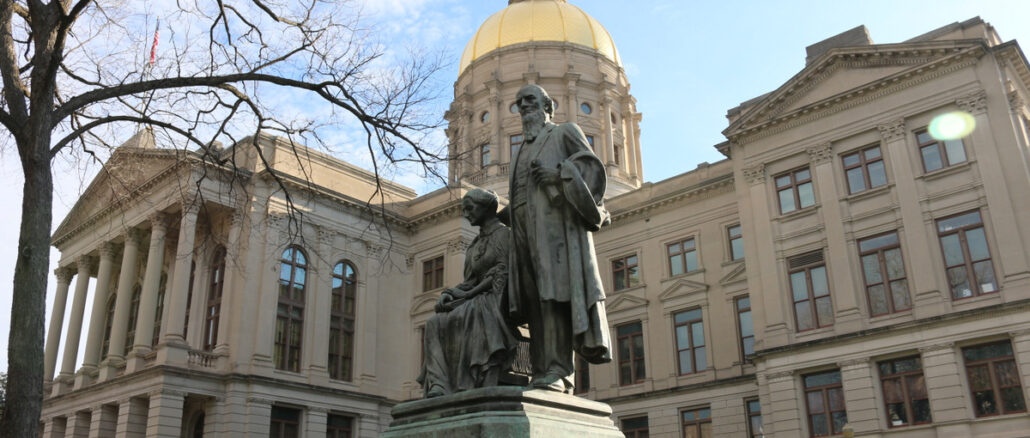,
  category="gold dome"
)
[459,0,622,74]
